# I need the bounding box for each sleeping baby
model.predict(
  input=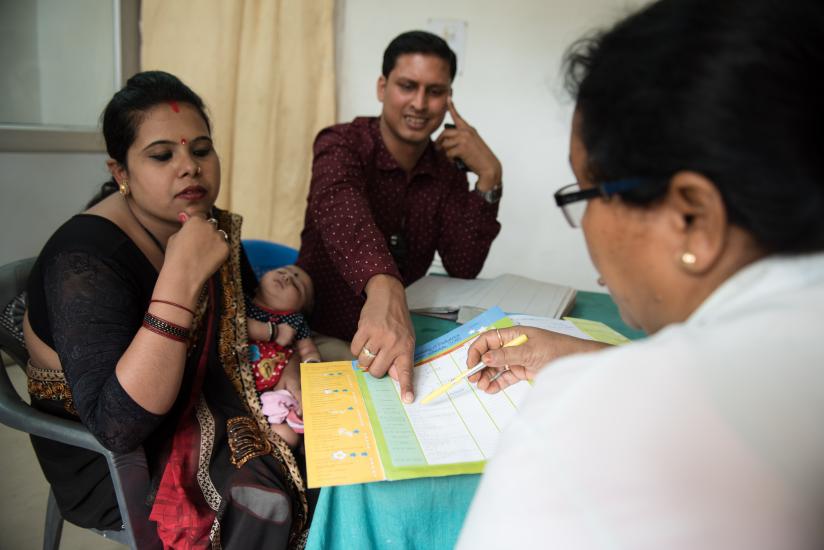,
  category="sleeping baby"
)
[246,264,320,445]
